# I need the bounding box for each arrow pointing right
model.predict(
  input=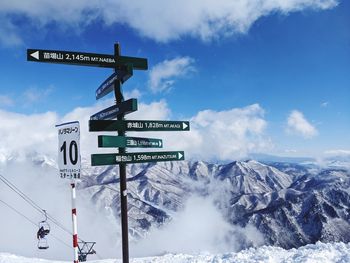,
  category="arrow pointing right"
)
[30,51,39,60]
[182,122,188,130]
[178,152,183,159]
